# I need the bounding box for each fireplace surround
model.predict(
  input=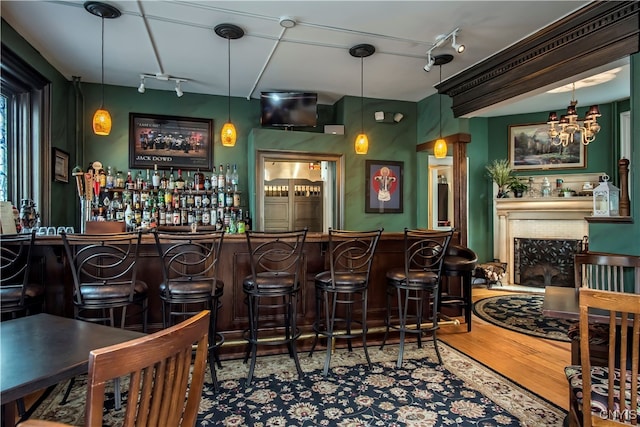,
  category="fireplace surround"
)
[493,173,601,287]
